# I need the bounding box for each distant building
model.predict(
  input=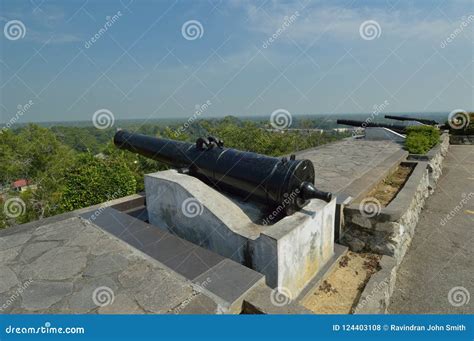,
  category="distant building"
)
[11,179,37,192]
